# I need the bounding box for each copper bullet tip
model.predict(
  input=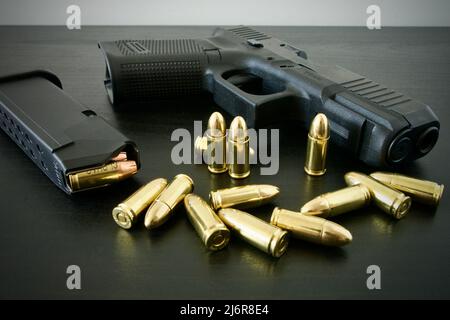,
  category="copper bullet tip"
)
[111,151,127,162]
[117,160,138,176]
